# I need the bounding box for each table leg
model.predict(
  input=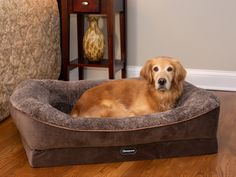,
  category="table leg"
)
[61,0,70,81]
[77,14,84,80]
[120,8,127,78]
[107,13,115,79]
